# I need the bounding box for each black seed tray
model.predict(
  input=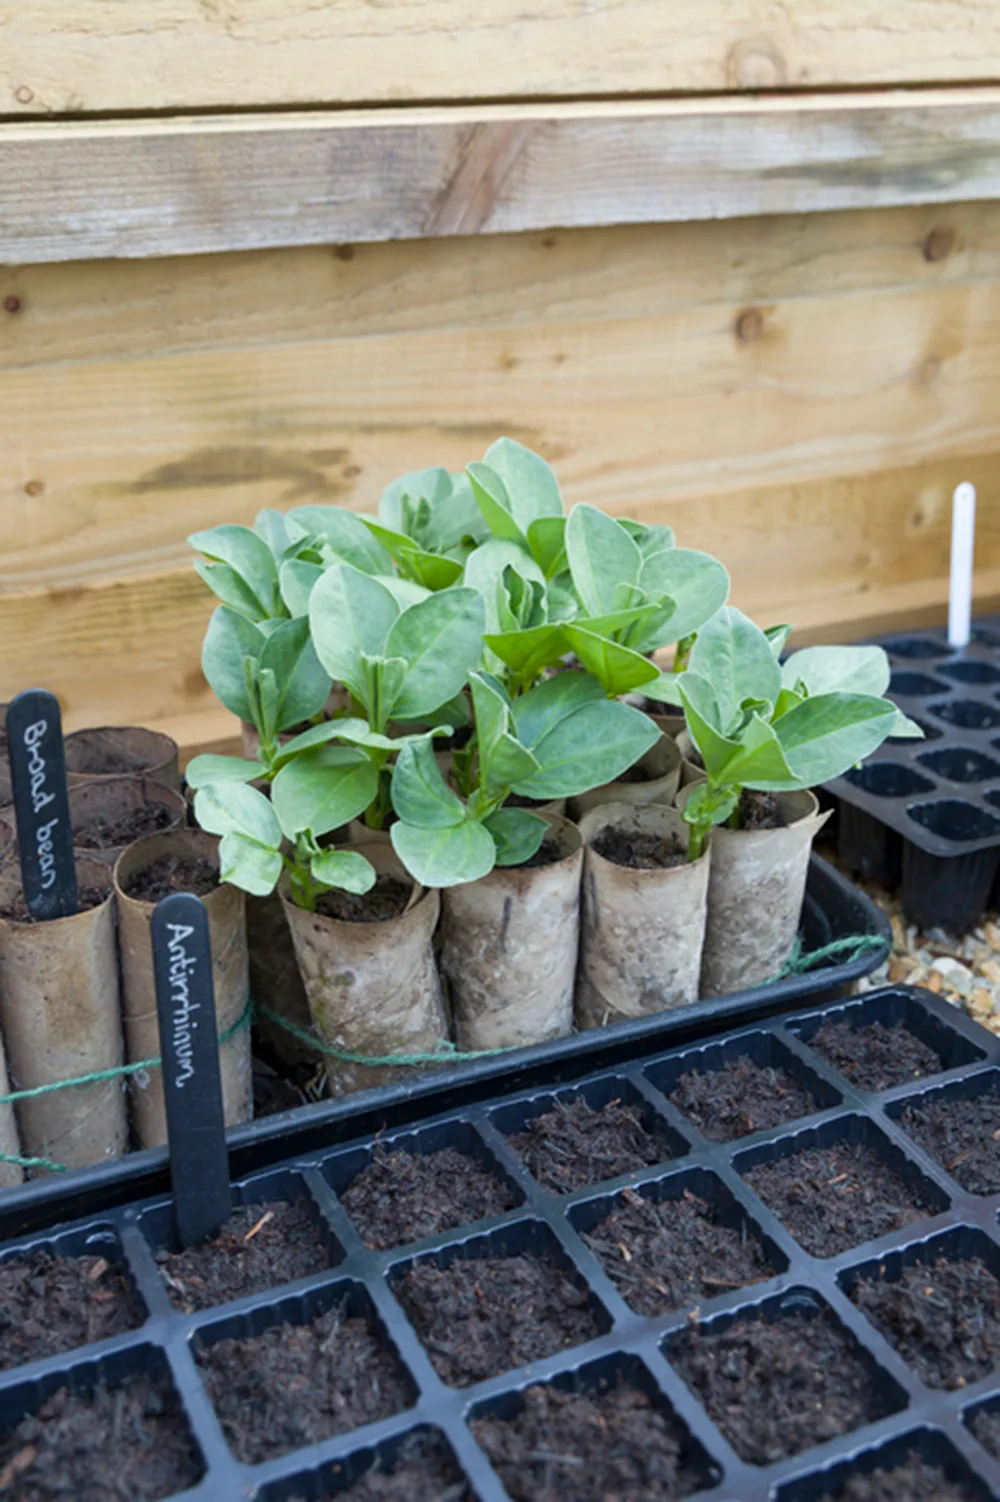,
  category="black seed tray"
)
[826,615,1000,928]
[4,983,1000,1500]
